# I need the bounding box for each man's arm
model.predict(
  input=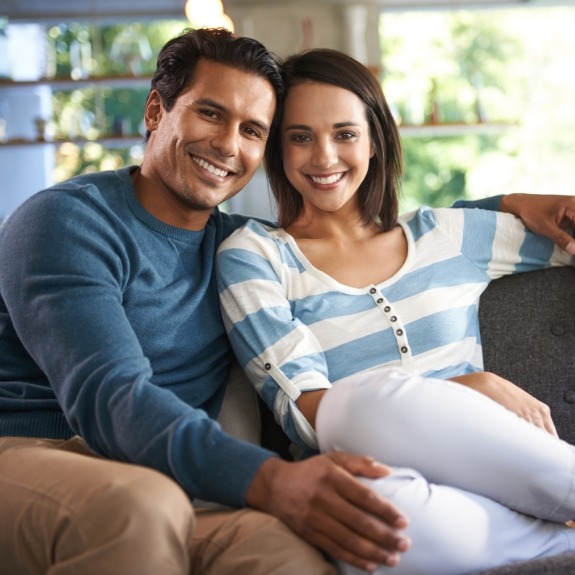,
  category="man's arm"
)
[454,193,575,255]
